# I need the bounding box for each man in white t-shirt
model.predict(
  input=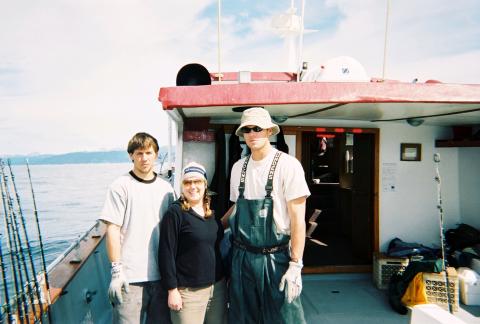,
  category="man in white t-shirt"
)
[99,132,175,324]
[223,107,310,323]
